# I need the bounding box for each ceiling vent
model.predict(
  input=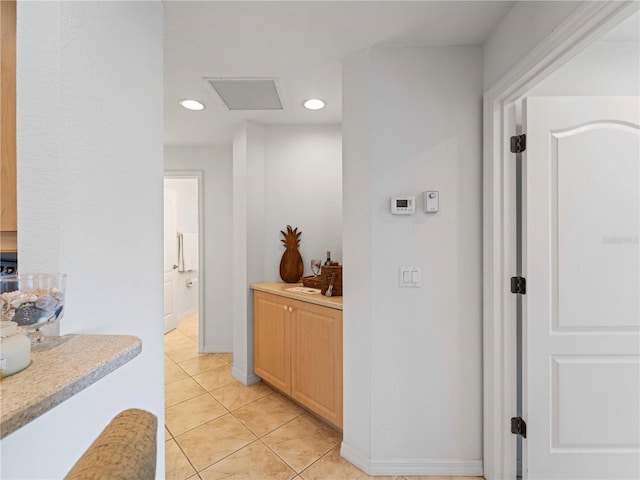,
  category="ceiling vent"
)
[206,78,283,110]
